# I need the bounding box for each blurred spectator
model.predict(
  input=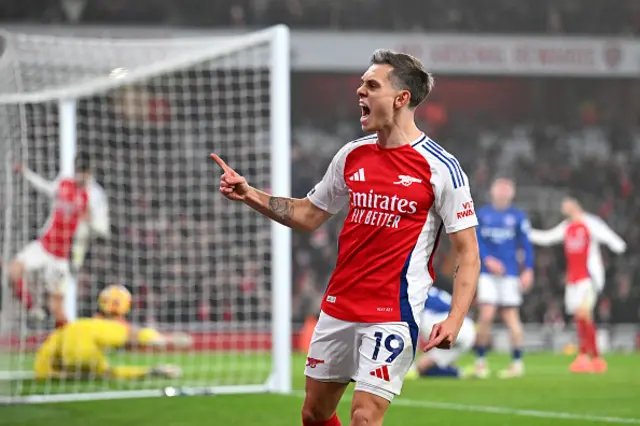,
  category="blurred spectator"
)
[1,0,639,35]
